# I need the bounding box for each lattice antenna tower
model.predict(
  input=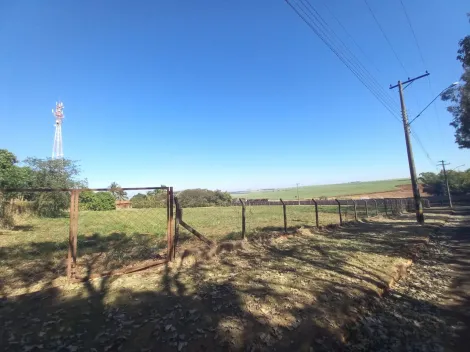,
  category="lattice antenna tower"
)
[52,101,64,159]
